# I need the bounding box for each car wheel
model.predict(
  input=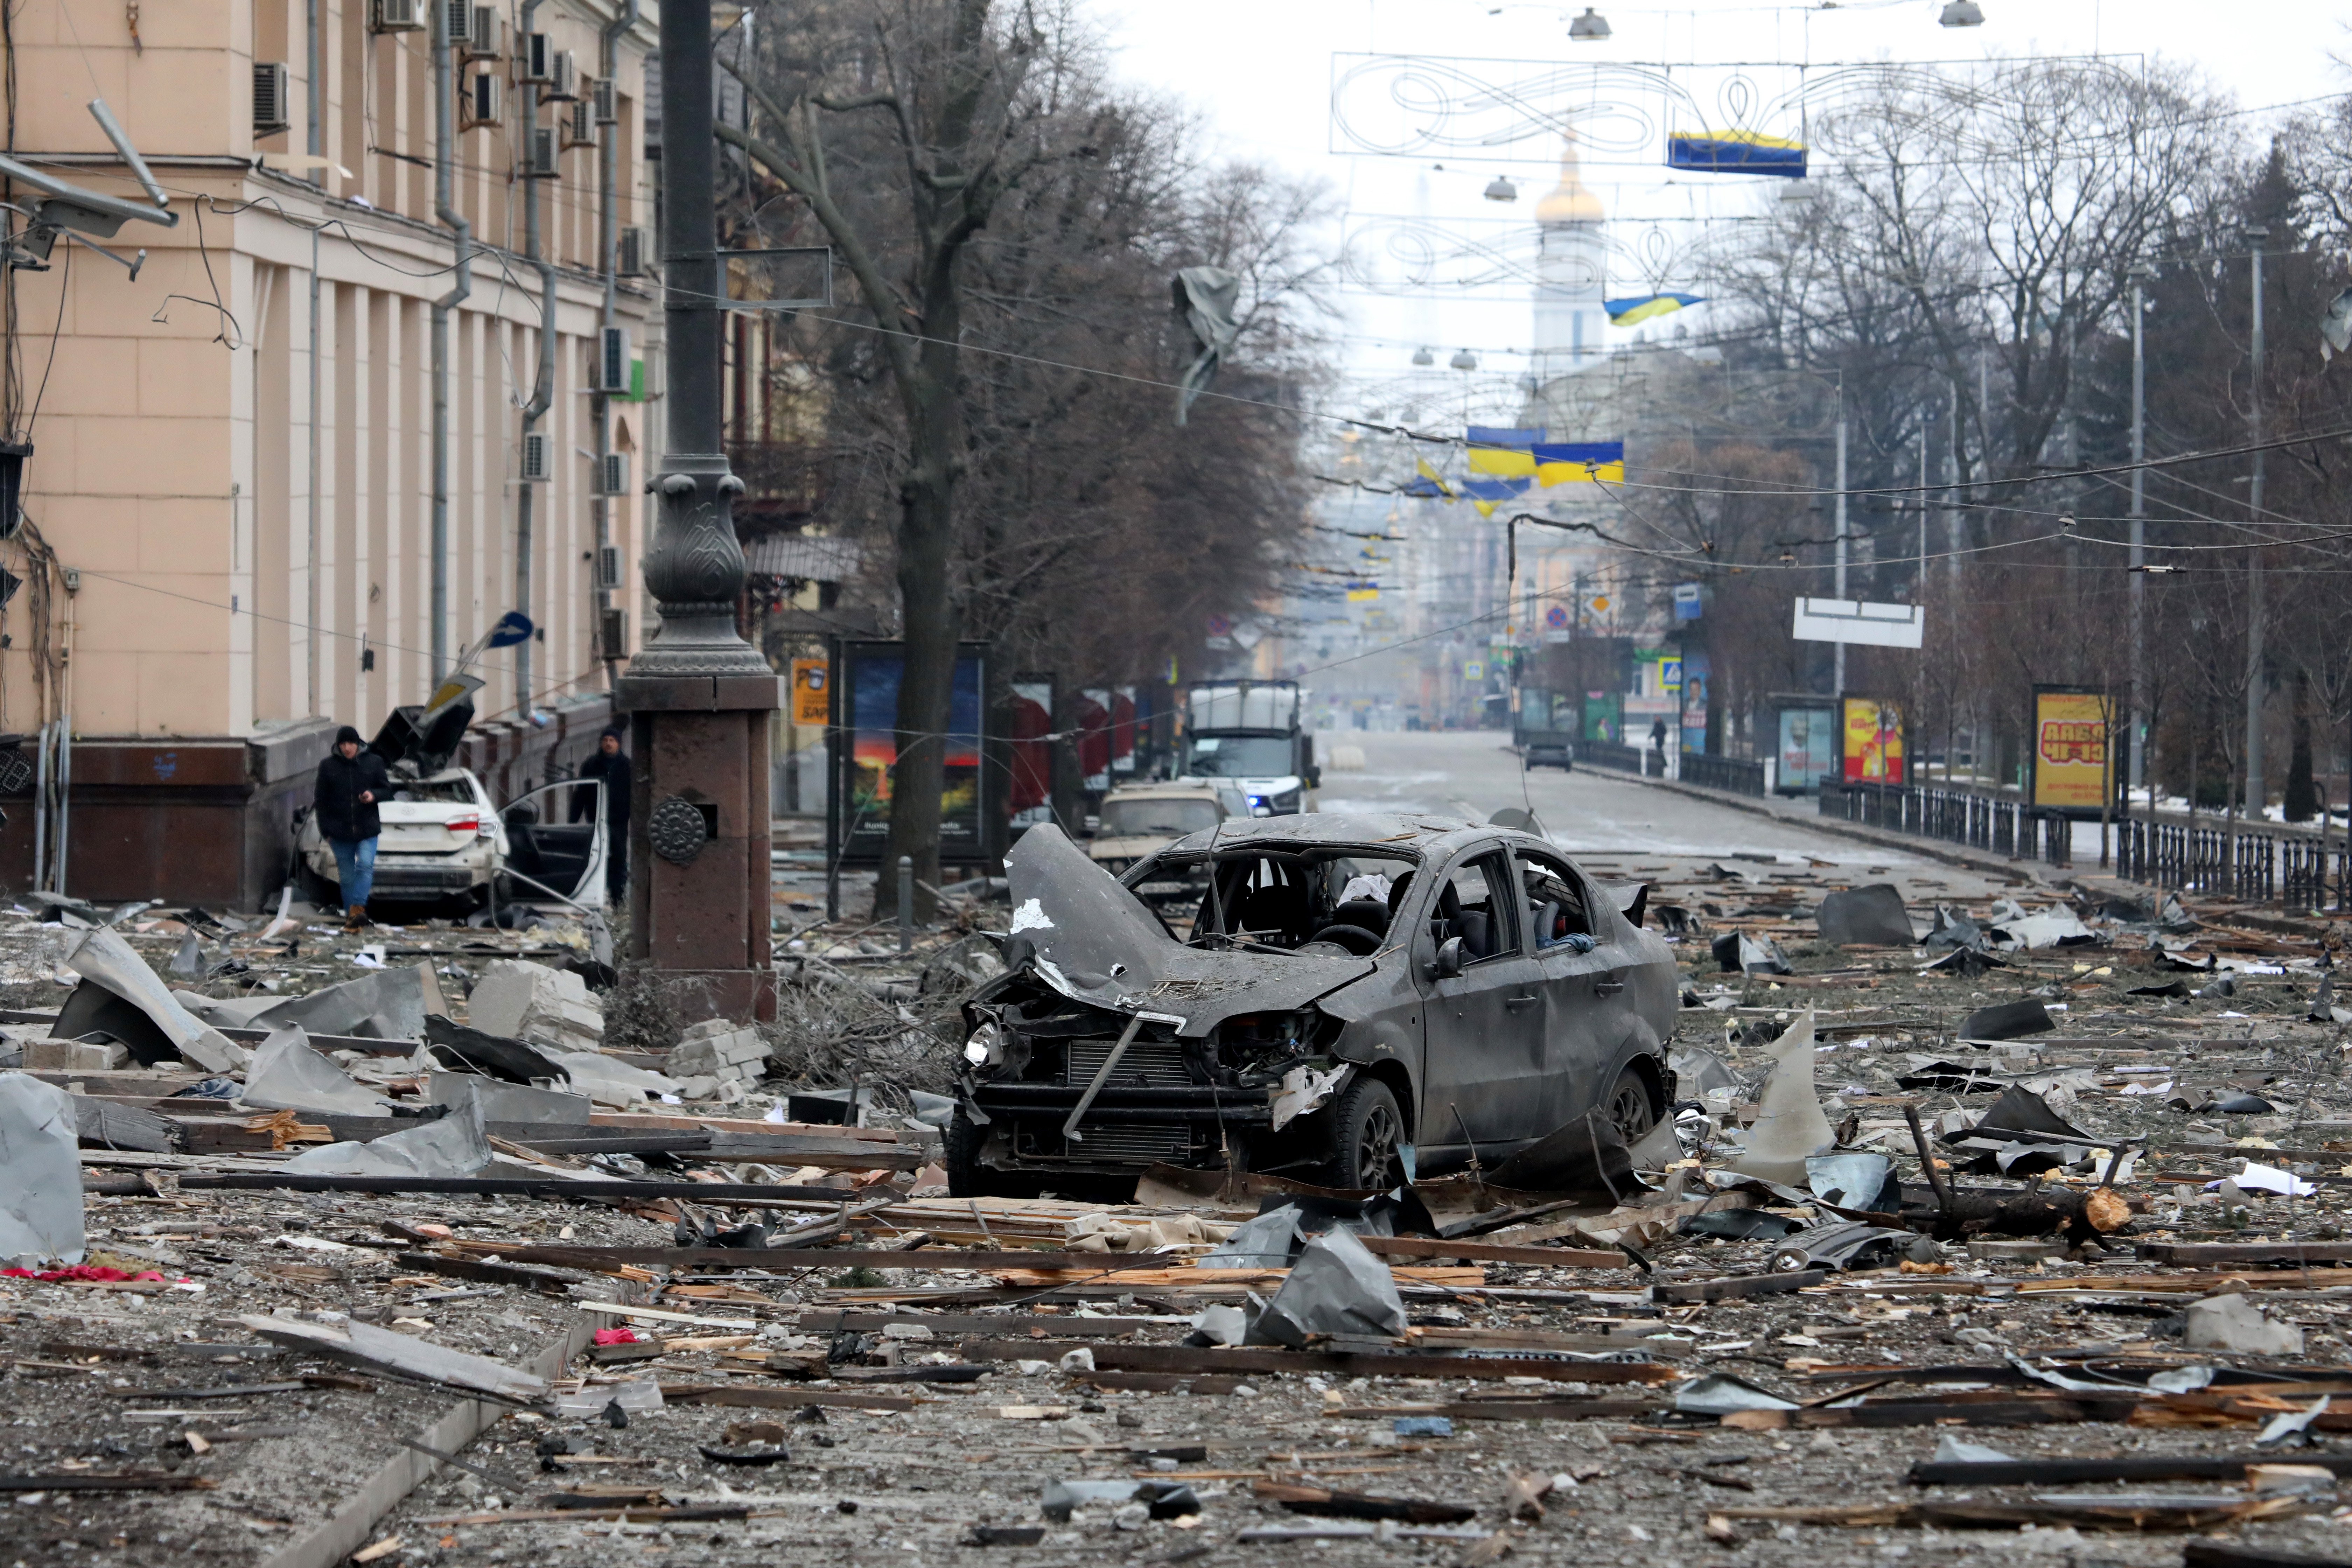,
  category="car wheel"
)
[944,1112,1041,1200]
[1606,1065,1660,1142]
[1319,1078,1405,1190]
